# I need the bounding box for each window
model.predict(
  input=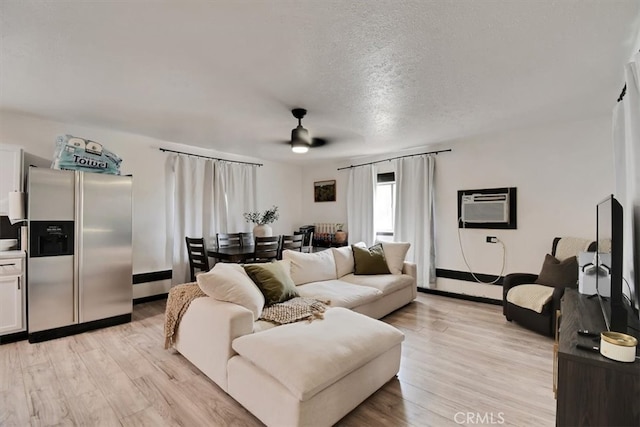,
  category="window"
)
[375,172,395,242]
